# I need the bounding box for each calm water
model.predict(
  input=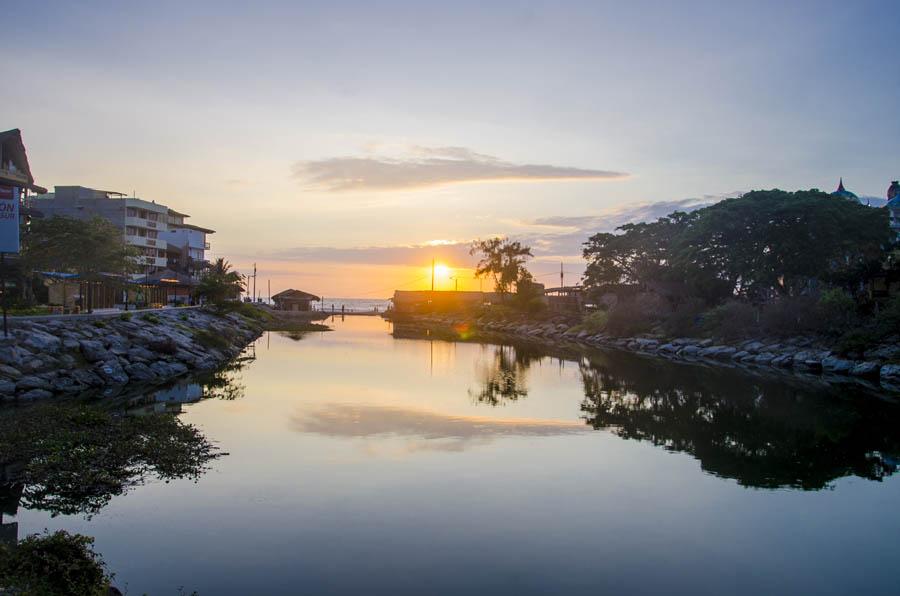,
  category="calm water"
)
[6,316,900,595]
